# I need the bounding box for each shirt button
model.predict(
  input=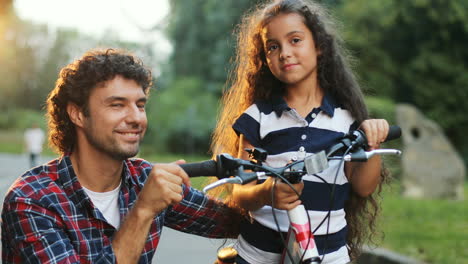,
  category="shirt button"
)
[311,113,317,118]
[301,134,307,140]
